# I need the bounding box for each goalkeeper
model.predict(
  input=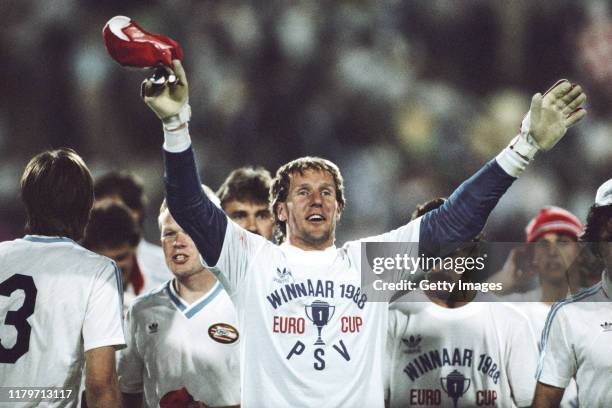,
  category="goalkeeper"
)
[140,60,586,408]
